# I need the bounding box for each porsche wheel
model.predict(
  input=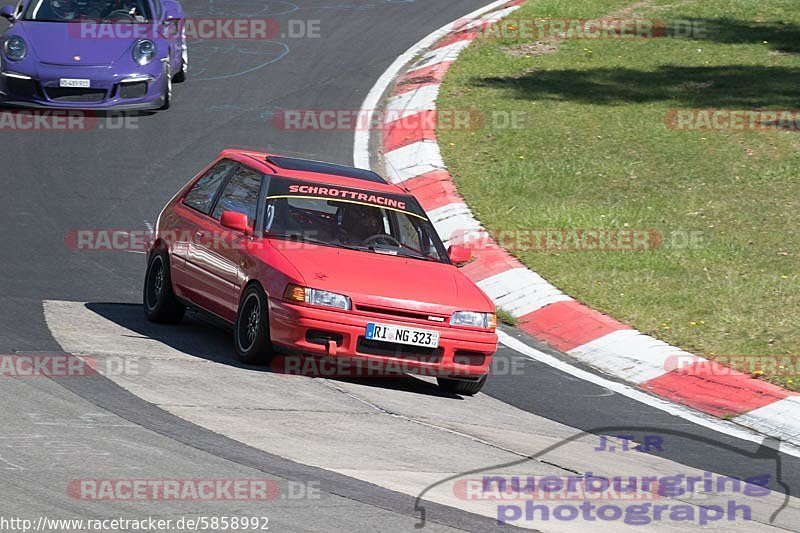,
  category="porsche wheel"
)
[160,65,172,110]
[173,35,188,82]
